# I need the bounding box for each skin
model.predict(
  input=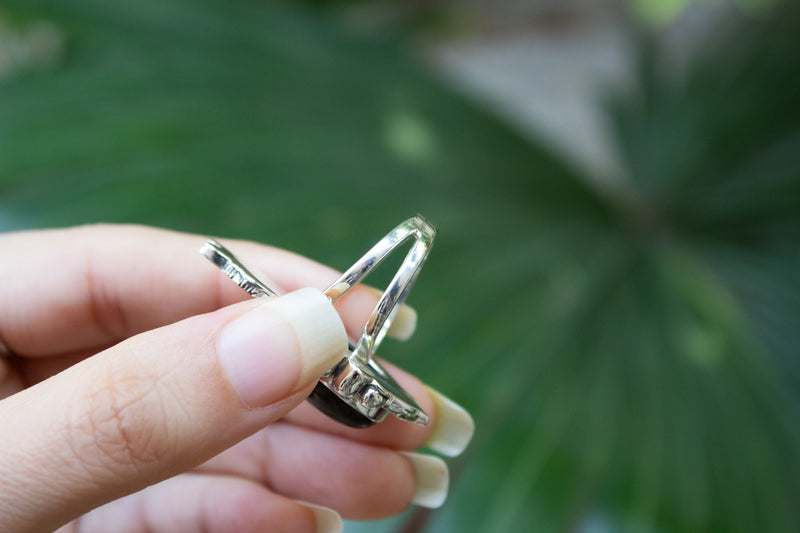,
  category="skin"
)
[0,225,440,532]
